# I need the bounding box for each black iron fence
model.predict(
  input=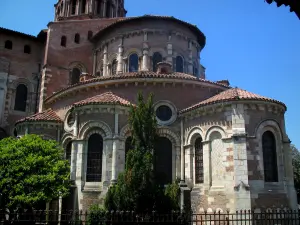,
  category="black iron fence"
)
[0,209,299,225]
